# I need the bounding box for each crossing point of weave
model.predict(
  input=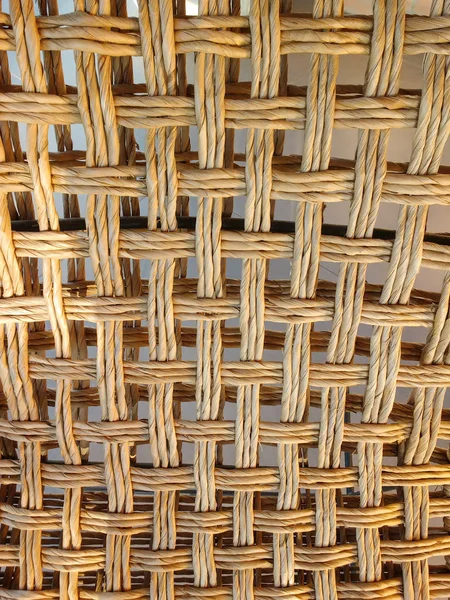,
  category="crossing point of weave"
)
[3,0,450,597]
